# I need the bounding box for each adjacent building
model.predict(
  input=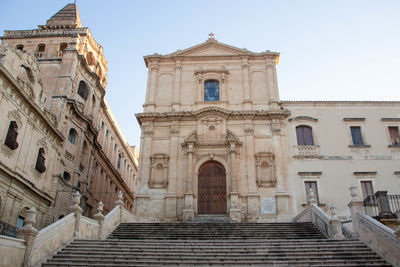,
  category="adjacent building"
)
[0,4,137,232]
